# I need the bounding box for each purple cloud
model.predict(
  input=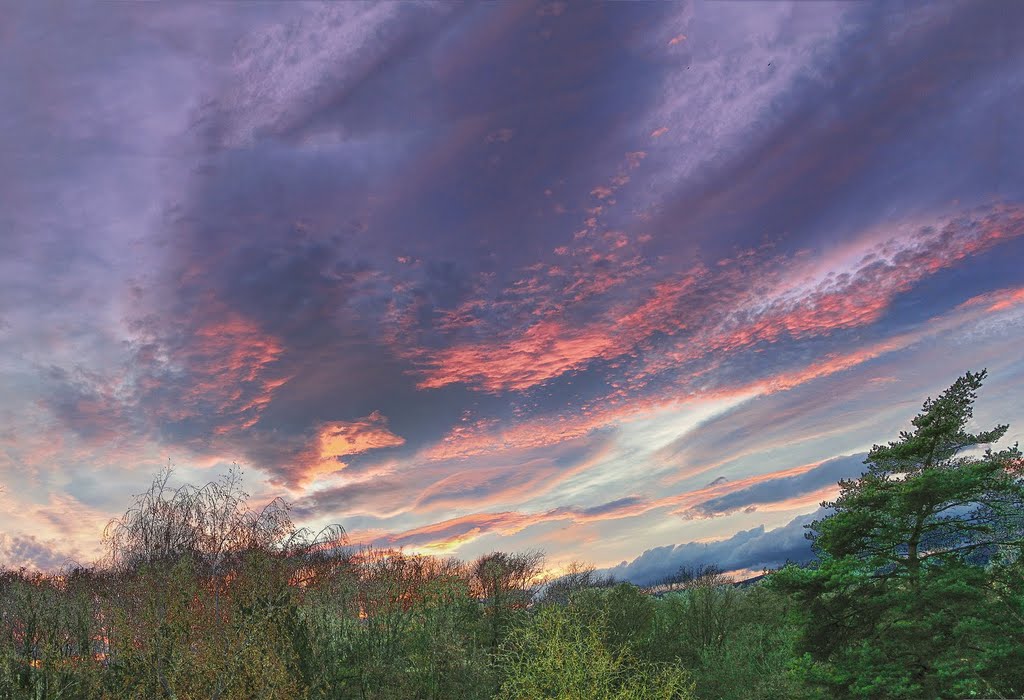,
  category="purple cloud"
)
[2,1,1024,573]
